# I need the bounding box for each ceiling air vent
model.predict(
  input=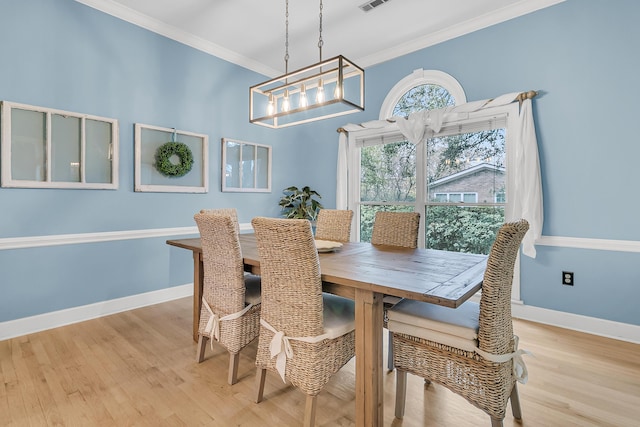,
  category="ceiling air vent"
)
[359,0,391,13]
